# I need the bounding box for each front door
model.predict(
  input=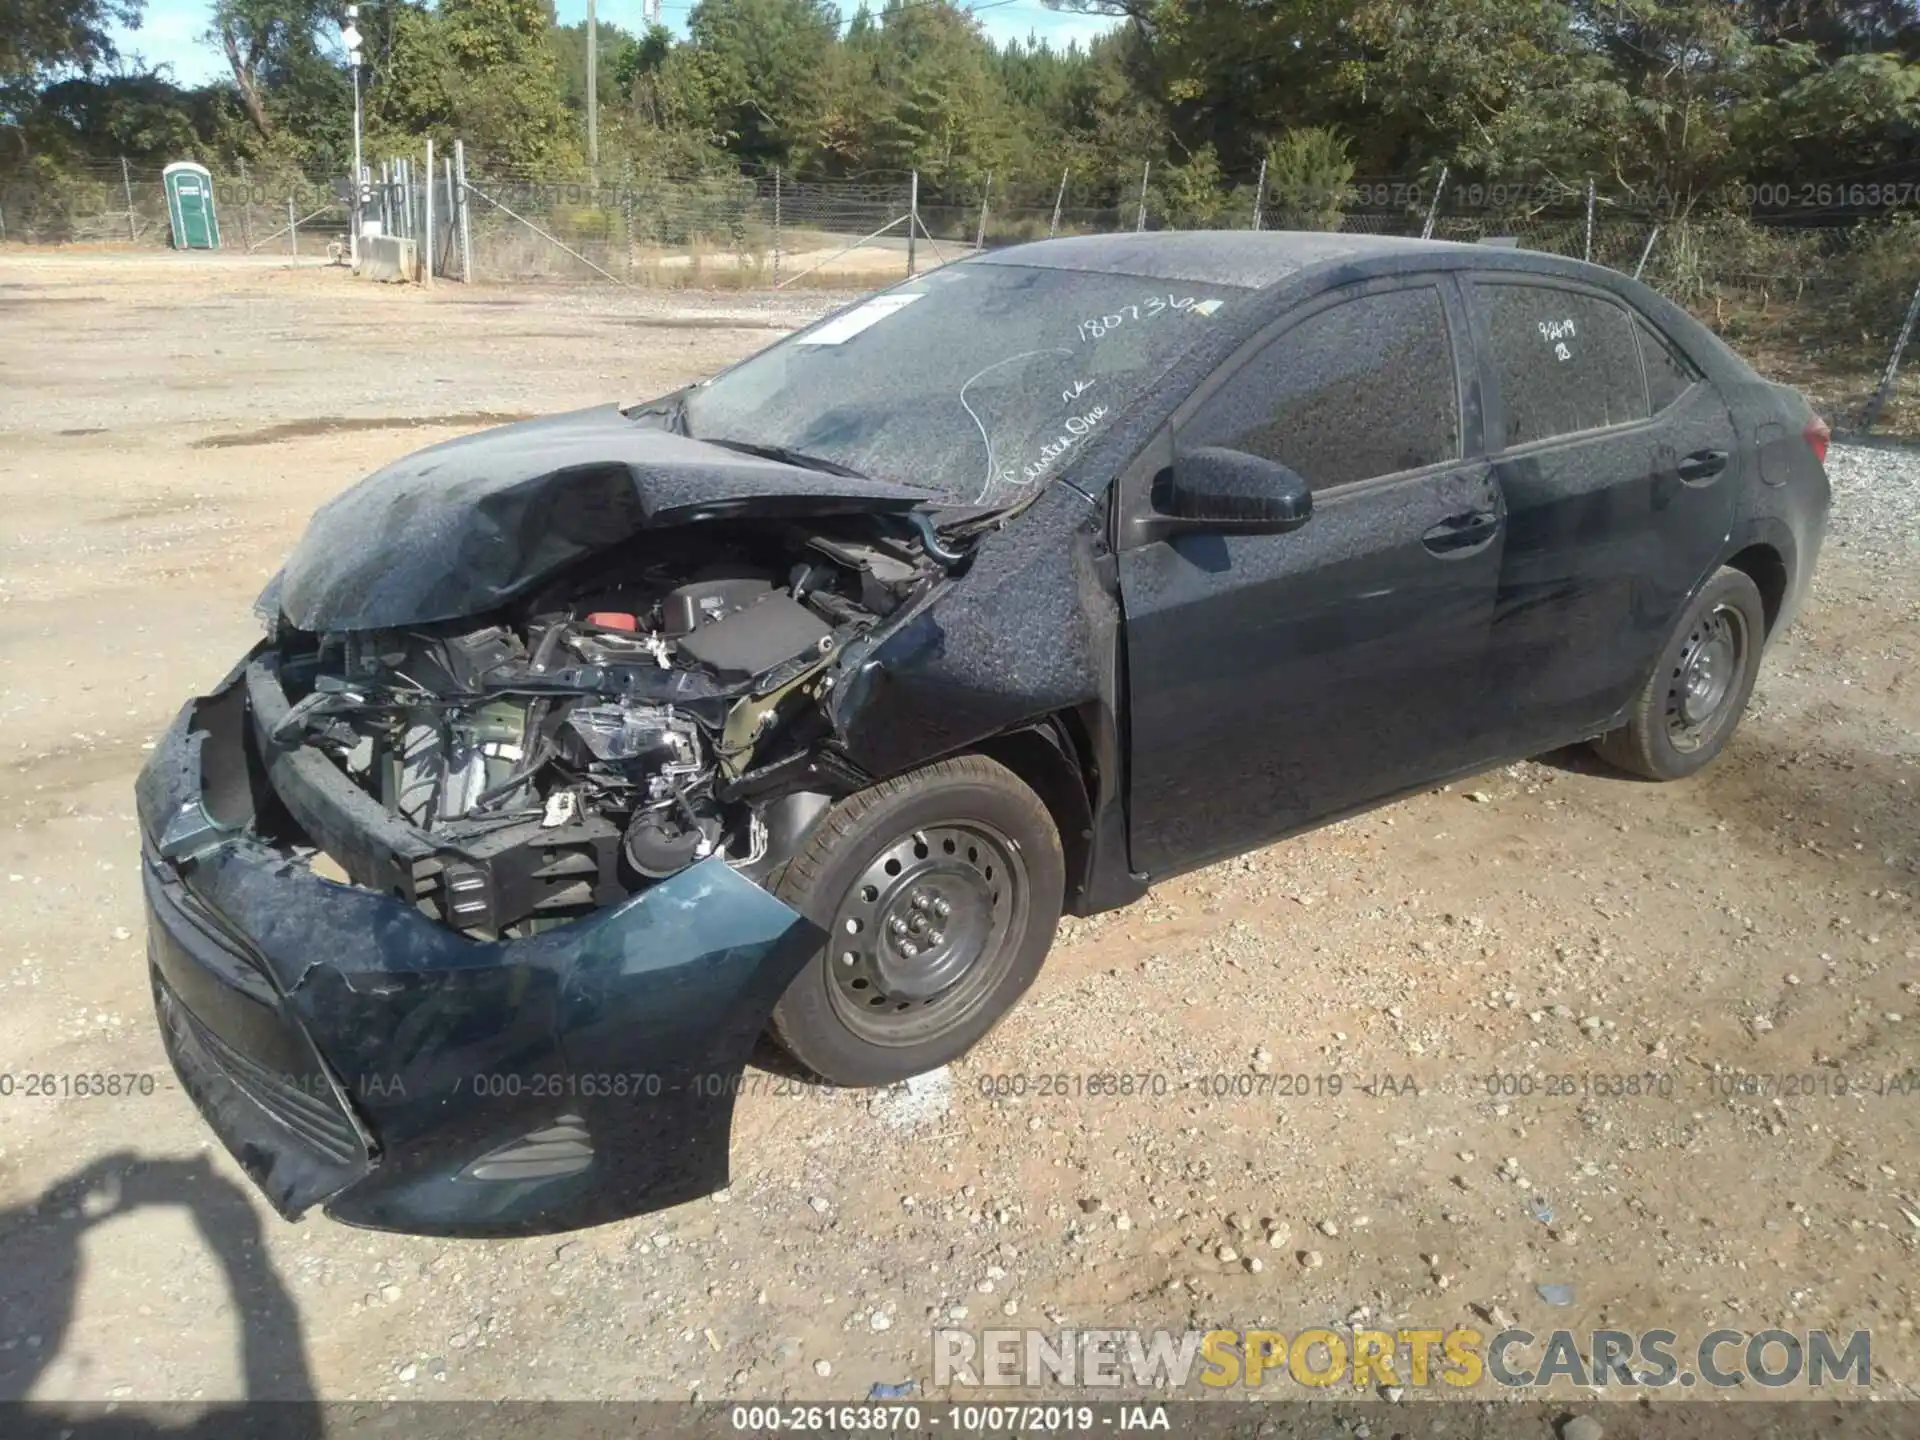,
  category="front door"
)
[1120,279,1505,878]
[1466,277,1741,745]
[172,175,215,249]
